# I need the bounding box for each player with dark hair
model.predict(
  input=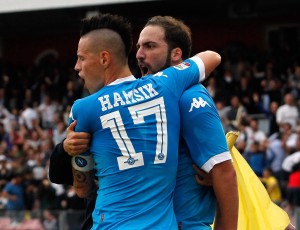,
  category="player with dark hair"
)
[137,15,237,230]
[68,13,220,229]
